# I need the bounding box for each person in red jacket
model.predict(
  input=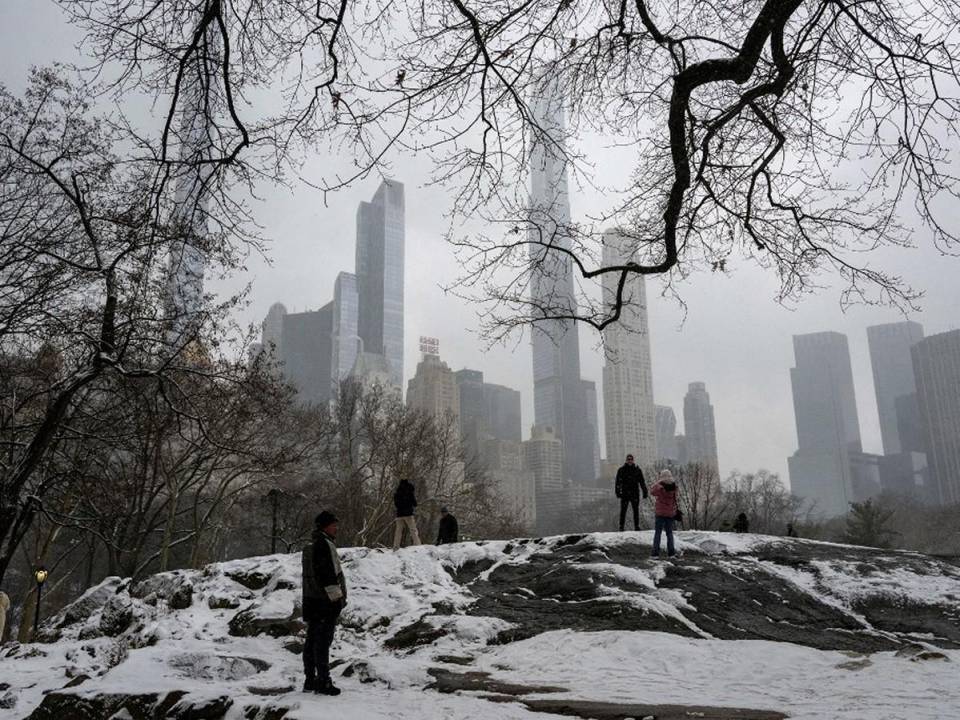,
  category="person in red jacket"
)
[649,470,679,558]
